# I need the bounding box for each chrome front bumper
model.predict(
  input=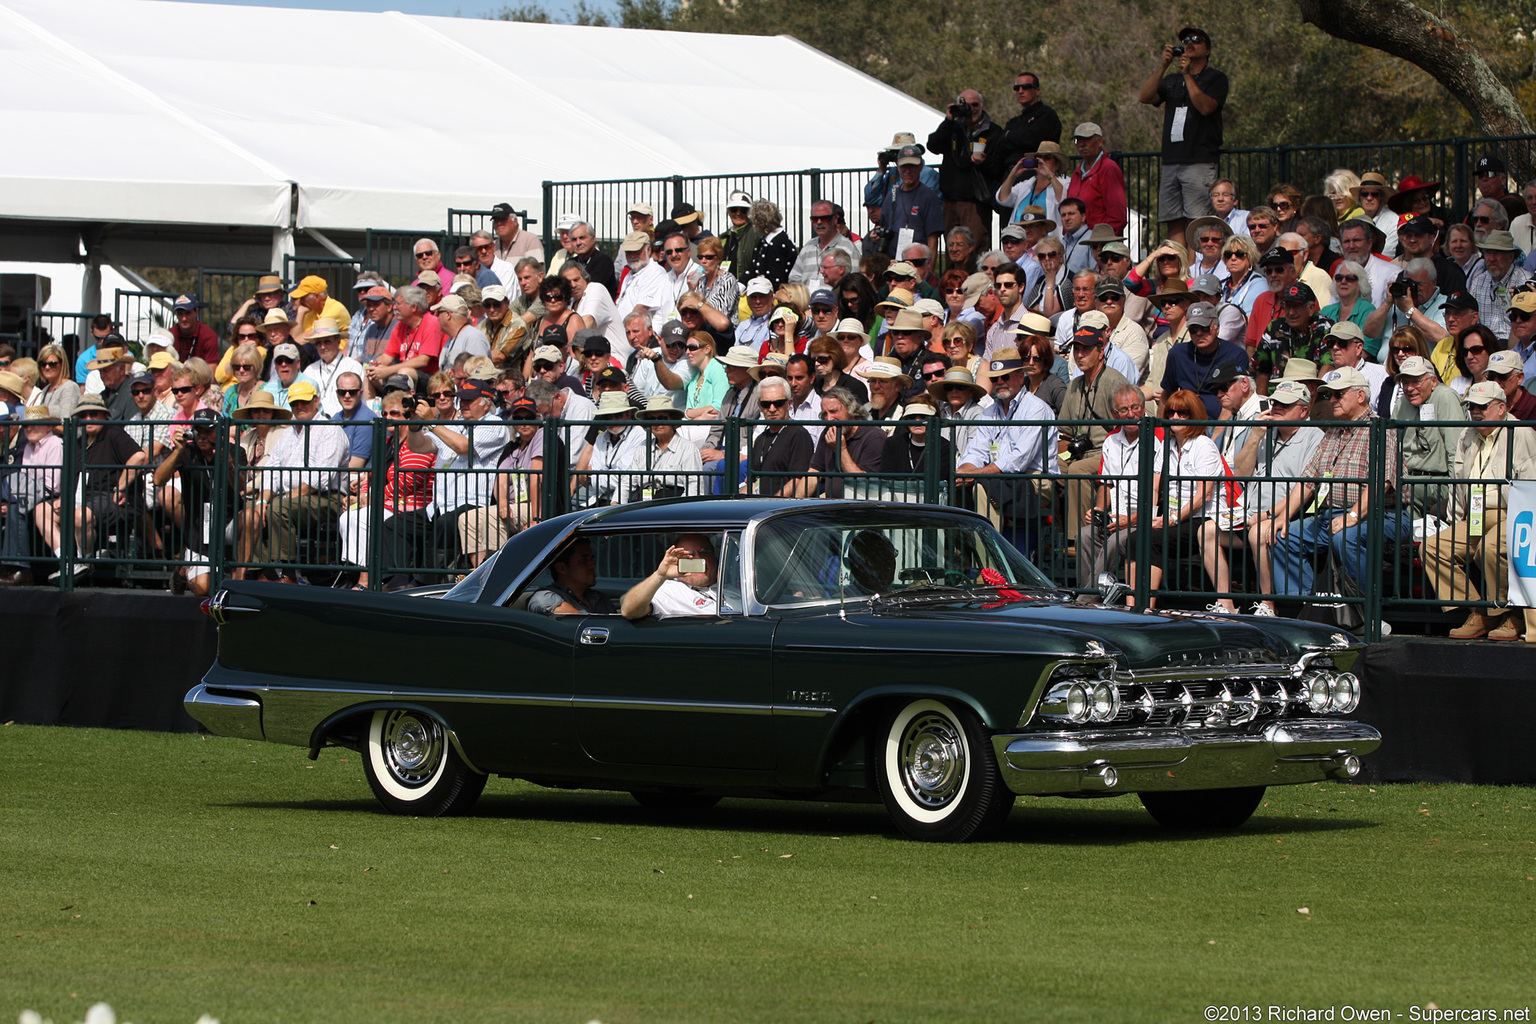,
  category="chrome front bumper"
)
[993,719,1382,795]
